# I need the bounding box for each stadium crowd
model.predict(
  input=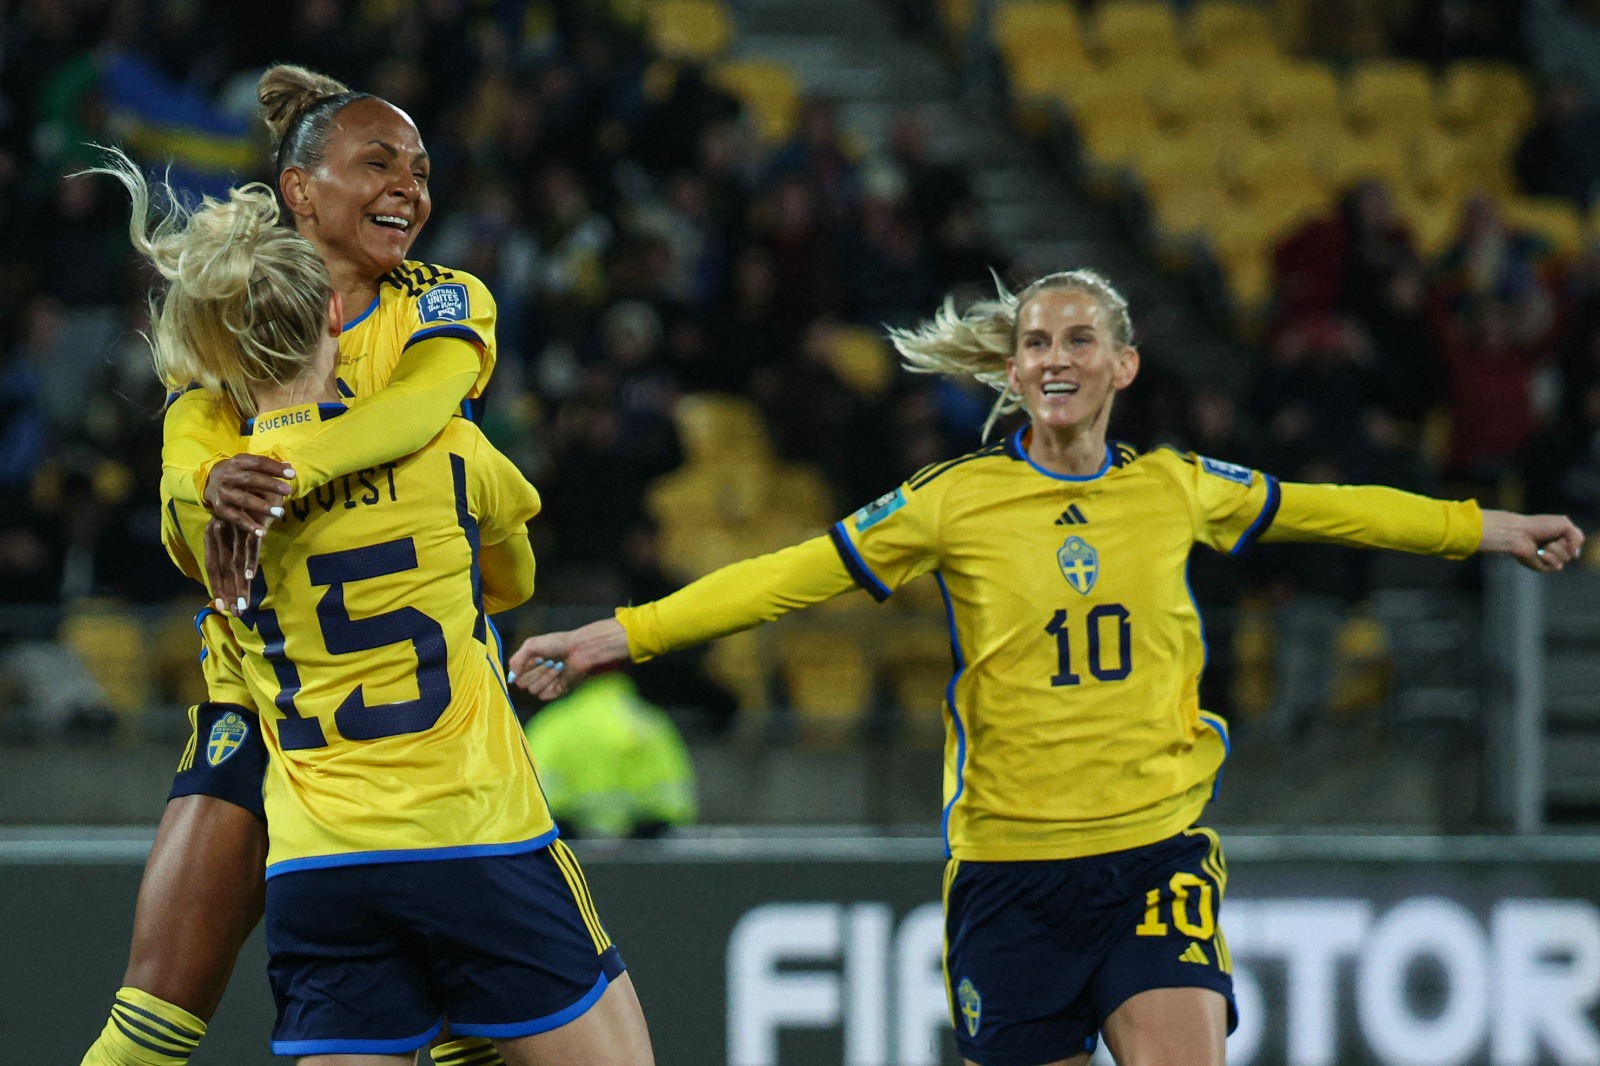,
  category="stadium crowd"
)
[0,0,1596,738]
